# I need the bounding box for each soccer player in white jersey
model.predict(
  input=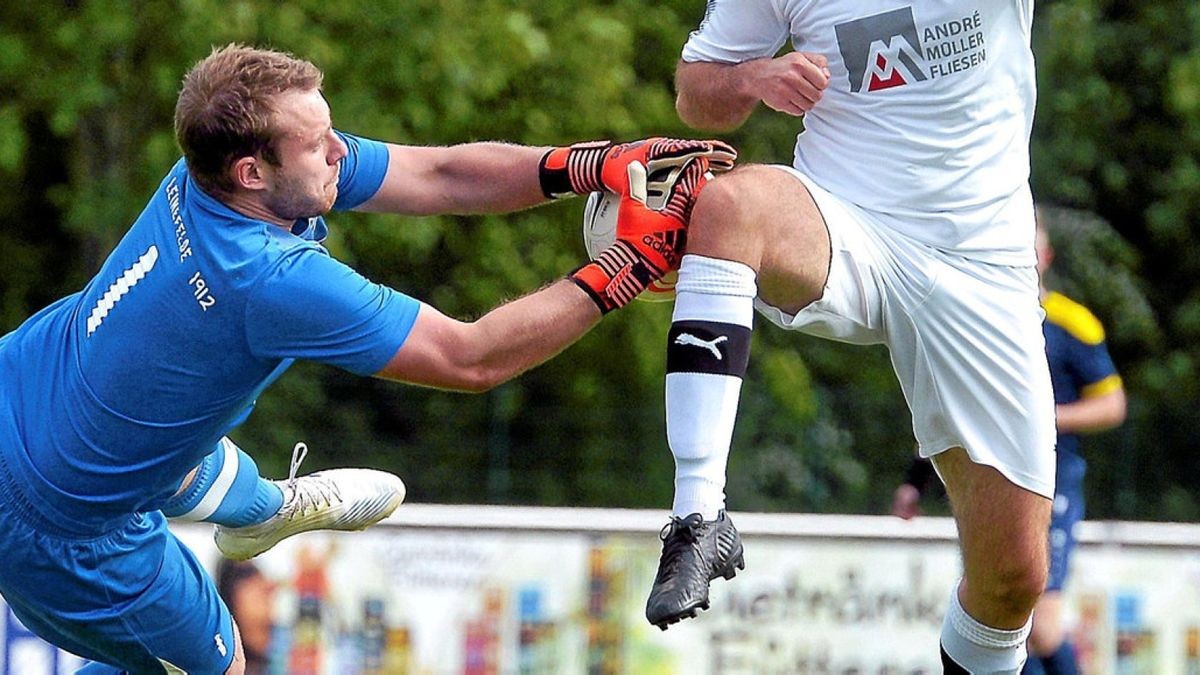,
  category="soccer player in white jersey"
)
[0,44,729,673]
[647,3,1052,672]
[892,214,1127,675]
